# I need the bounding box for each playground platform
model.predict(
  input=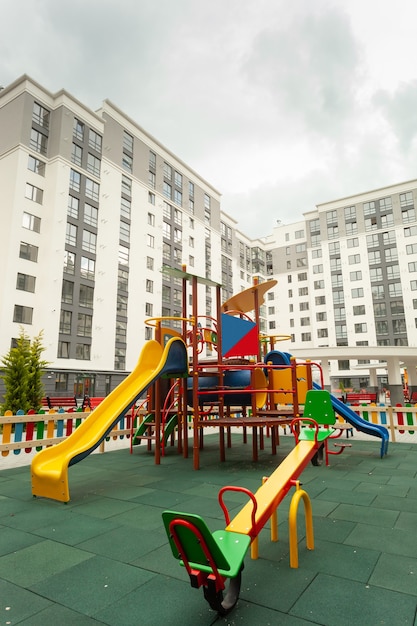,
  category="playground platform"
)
[1,433,417,625]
